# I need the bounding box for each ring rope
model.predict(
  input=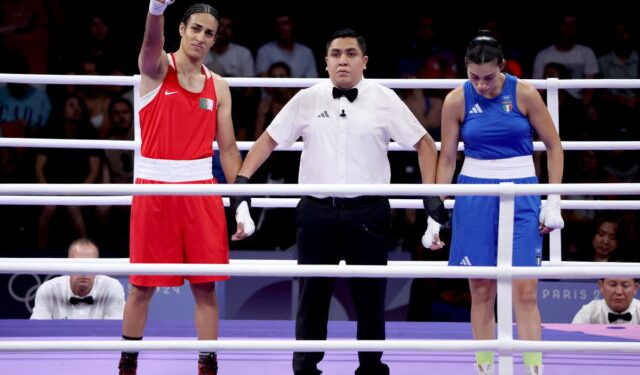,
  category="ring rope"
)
[2,137,640,152]
[2,73,639,373]
[1,260,639,279]
[2,73,640,90]
[0,183,637,196]
[0,338,638,353]
[0,196,638,210]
